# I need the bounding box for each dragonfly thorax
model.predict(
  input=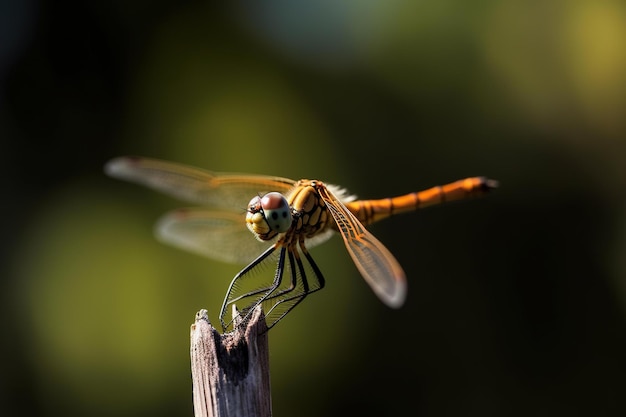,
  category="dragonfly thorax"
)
[288,180,331,238]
